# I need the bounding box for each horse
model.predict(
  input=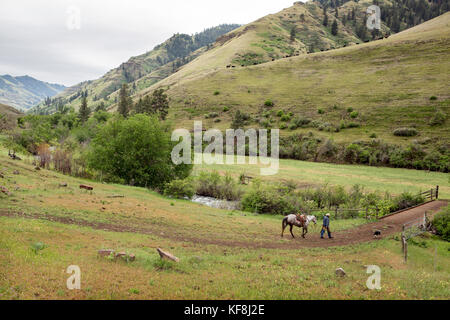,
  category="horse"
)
[281,215,317,239]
